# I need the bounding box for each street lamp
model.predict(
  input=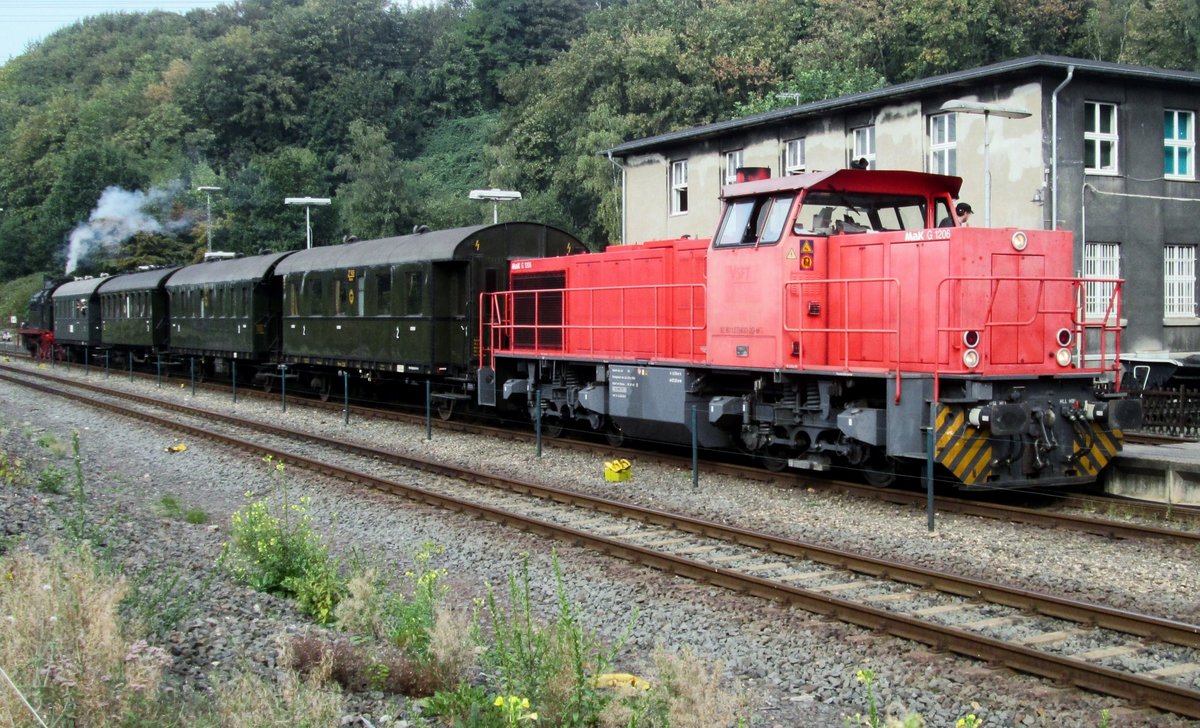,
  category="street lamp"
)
[196,186,221,254]
[469,188,522,224]
[940,100,1032,227]
[284,197,332,249]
